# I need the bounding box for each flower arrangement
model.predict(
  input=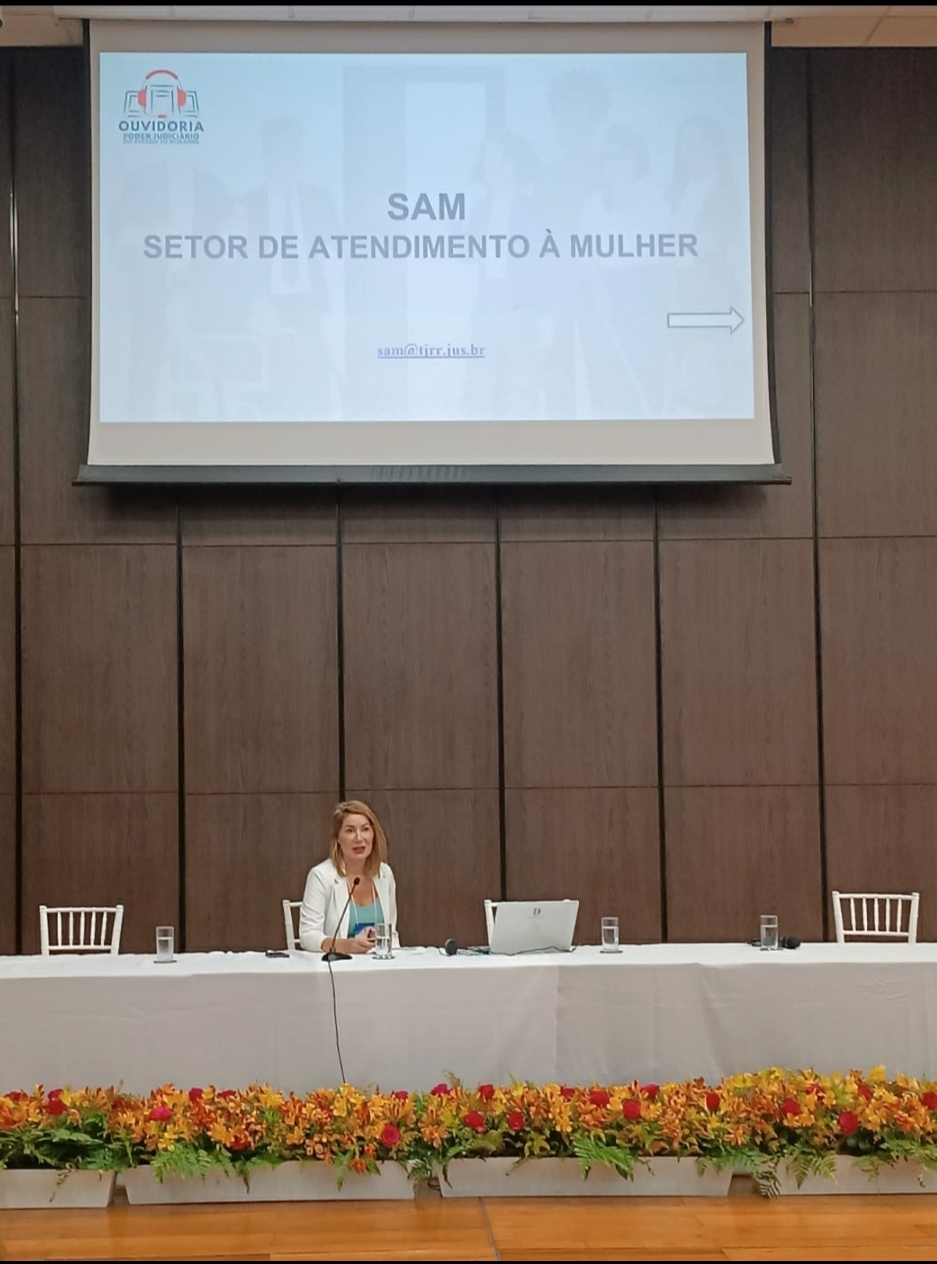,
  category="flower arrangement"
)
[106,1084,421,1185]
[412,1077,763,1181]
[3,1069,937,1192]
[0,1088,133,1173]
[722,1067,937,1191]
